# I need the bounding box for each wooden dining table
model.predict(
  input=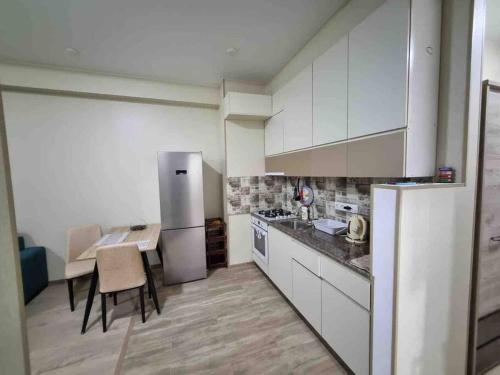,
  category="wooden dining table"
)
[77,223,162,334]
